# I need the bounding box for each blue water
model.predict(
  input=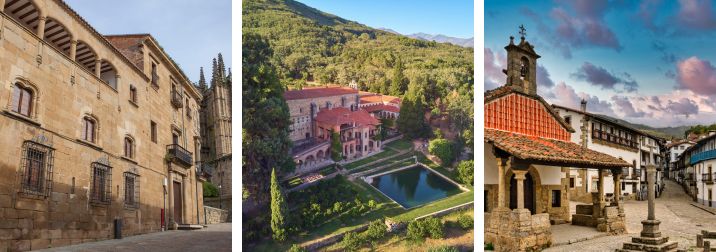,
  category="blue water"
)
[369,166,461,208]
